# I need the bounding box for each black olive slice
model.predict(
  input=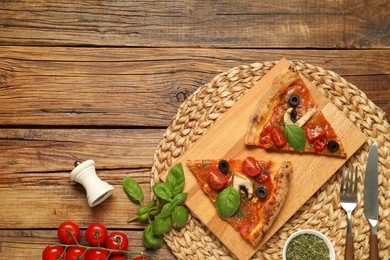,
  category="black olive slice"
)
[288,94,300,106]
[255,186,267,199]
[218,160,229,174]
[291,108,298,123]
[239,185,249,198]
[327,140,339,152]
